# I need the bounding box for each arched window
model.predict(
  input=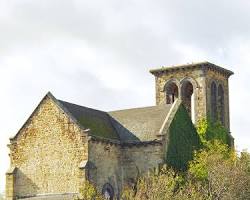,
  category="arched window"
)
[181,81,194,120]
[165,82,179,104]
[211,82,217,122]
[102,183,114,200]
[218,84,225,125]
